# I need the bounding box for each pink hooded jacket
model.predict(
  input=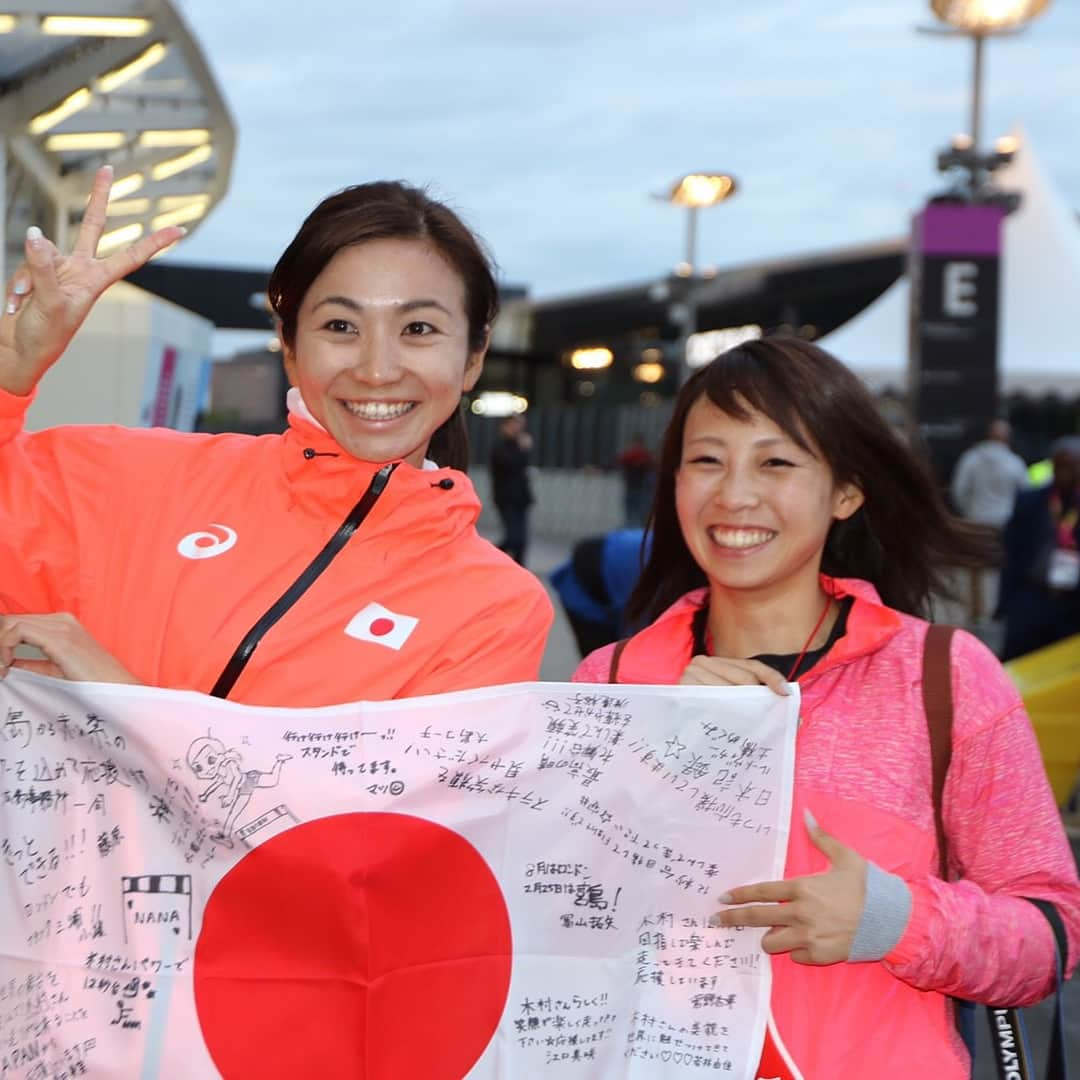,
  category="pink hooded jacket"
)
[575,577,1080,1079]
